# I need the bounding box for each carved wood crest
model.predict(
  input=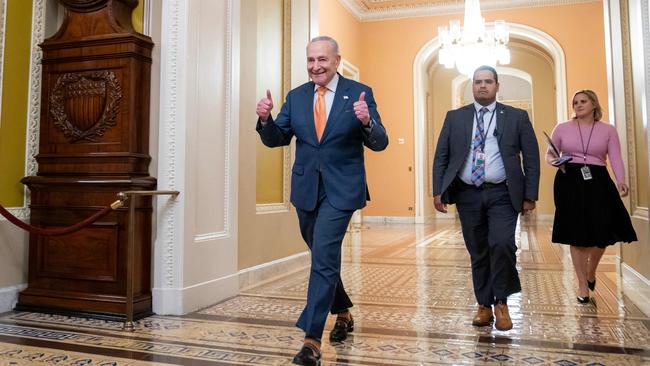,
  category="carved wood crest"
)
[50,70,122,142]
